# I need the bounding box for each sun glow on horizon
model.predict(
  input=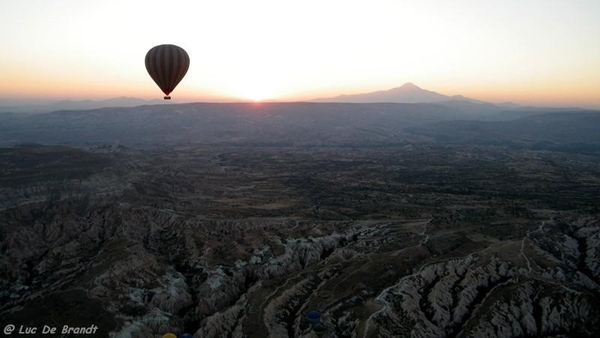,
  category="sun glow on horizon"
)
[232,77,279,103]
[244,90,267,102]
